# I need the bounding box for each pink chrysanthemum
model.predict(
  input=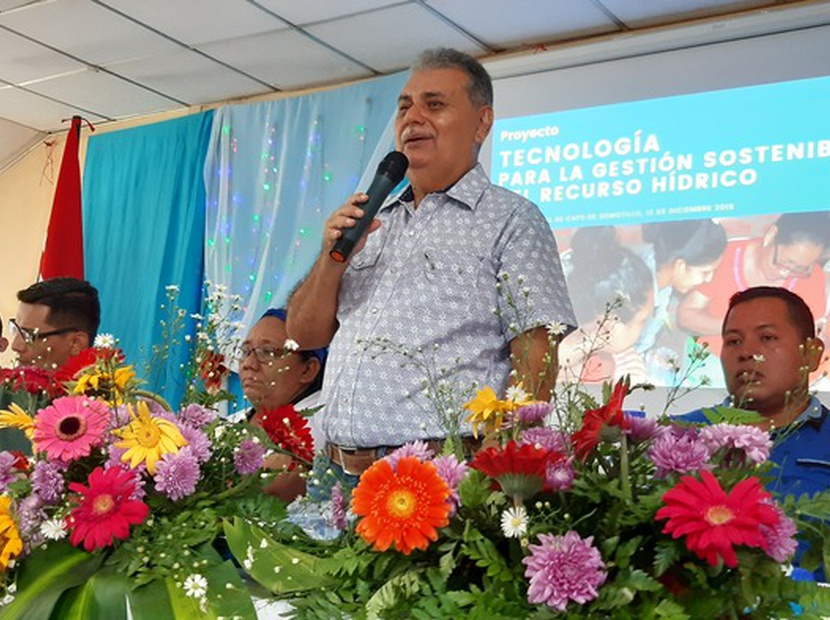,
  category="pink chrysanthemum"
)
[521,427,571,453]
[31,460,67,504]
[154,447,200,501]
[648,427,710,478]
[178,425,212,464]
[66,466,149,551]
[514,402,552,424]
[330,482,348,531]
[546,455,576,491]
[522,530,607,611]
[386,441,434,470]
[759,502,798,562]
[234,439,266,475]
[699,424,772,466]
[433,454,469,516]
[178,404,217,429]
[624,415,667,443]
[33,396,111,462]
